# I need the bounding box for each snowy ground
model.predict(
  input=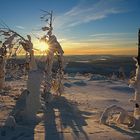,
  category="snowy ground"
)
[0,74,140,140]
